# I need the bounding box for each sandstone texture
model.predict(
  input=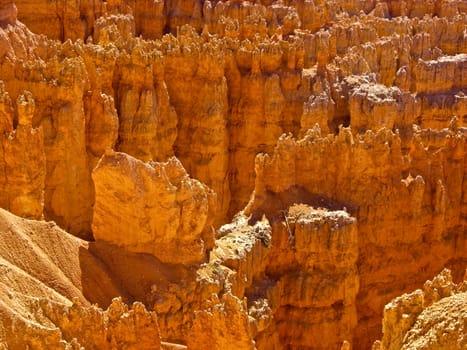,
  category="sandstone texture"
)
[0,207,154,348]
[0,0,466,349]
[92,151,216,264]
[379,269,467,350]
